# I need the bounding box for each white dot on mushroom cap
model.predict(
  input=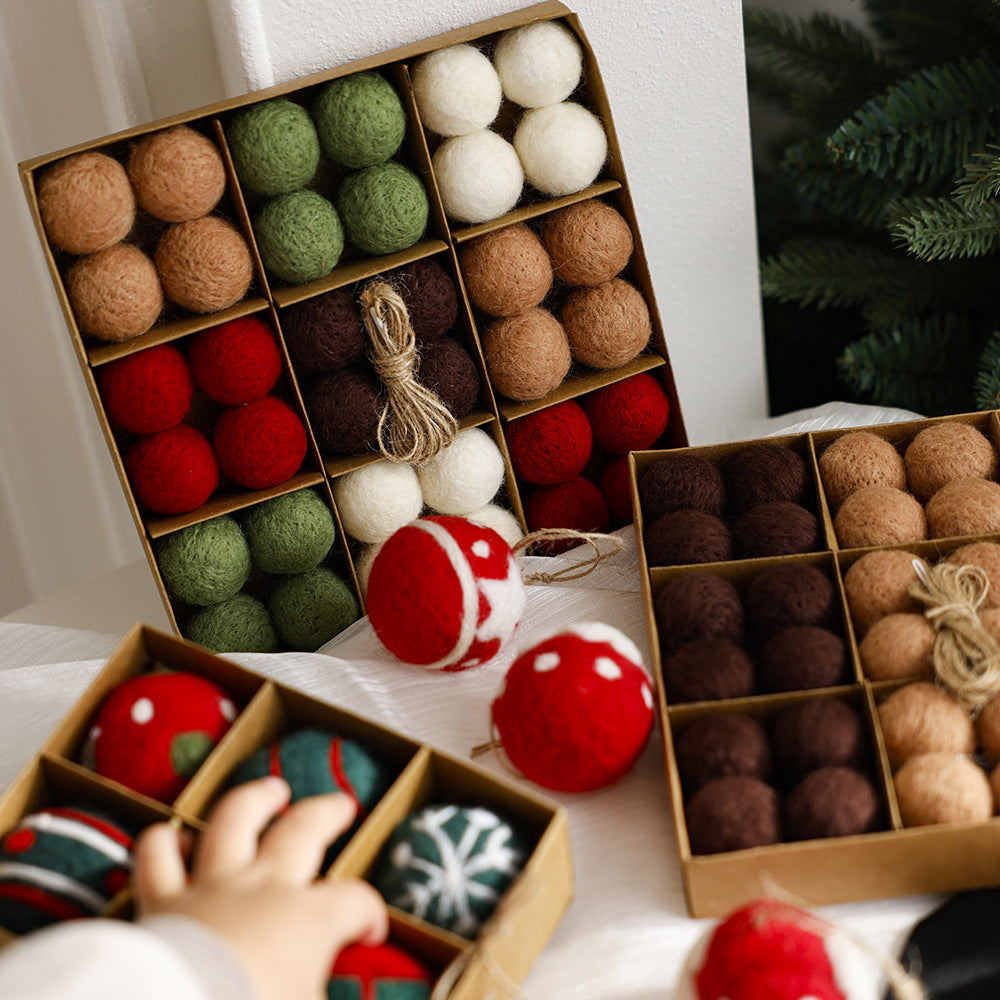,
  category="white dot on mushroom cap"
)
[130,697,154,724]
[533,651,560,672]
[594,657,622,680]
[219,698,237,721]
[641,684,653,709]
[88,725,102,741]
[472,539,491,559]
